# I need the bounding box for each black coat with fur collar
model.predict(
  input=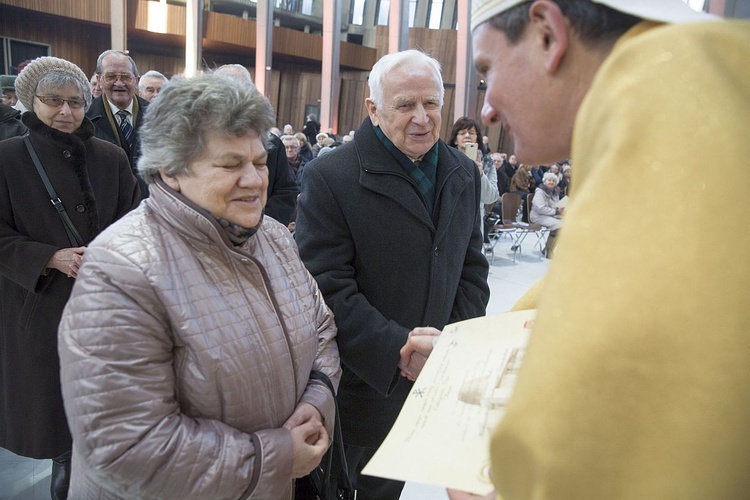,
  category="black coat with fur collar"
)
[0,113,141,458]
